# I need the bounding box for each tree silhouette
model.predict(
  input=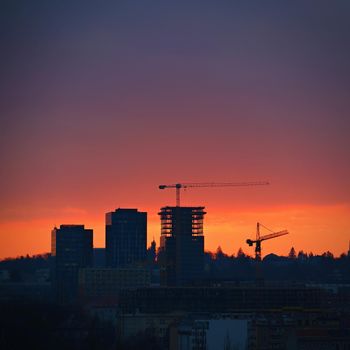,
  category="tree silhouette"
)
[288,247,296,259]
[237,247,246,258]
[215,246,225,259]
